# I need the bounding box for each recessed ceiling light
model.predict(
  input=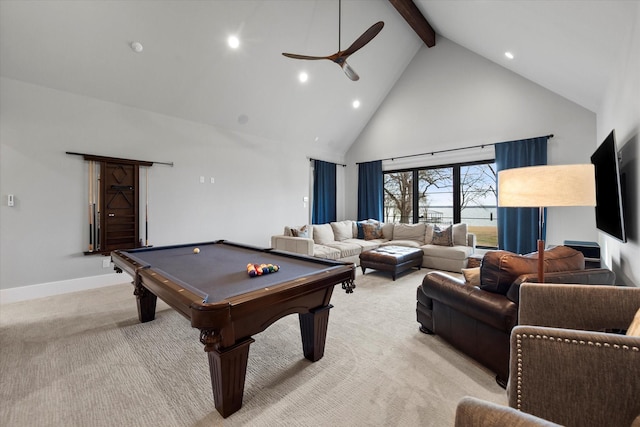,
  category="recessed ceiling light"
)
[228,35,240,49]
[352,100,361,109]
[130,41,143,53]
[299,72,308,83]
[505,51,514,60]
